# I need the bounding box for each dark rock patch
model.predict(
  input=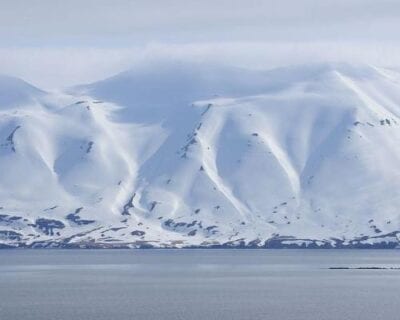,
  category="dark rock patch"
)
[0,230,22,241]
[122,194,135,216]
[131,230,145,236]
[35,218,65,236]
[66,208,95,226]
